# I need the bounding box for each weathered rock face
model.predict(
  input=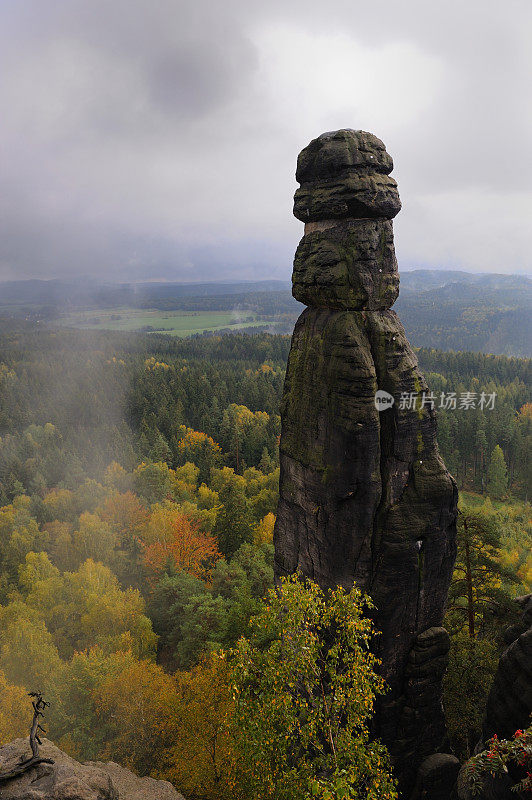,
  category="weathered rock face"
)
[293,129,401,222]
[274,129,458,797]
[456,596,532,800]
[0,739,185,800]
[482,594,532,743]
